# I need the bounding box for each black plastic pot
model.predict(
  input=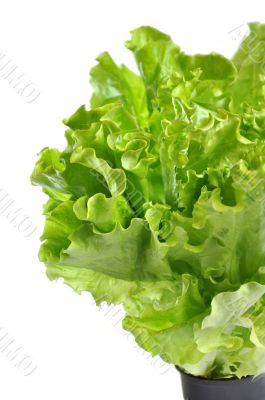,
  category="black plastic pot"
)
[176,366,265,400]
